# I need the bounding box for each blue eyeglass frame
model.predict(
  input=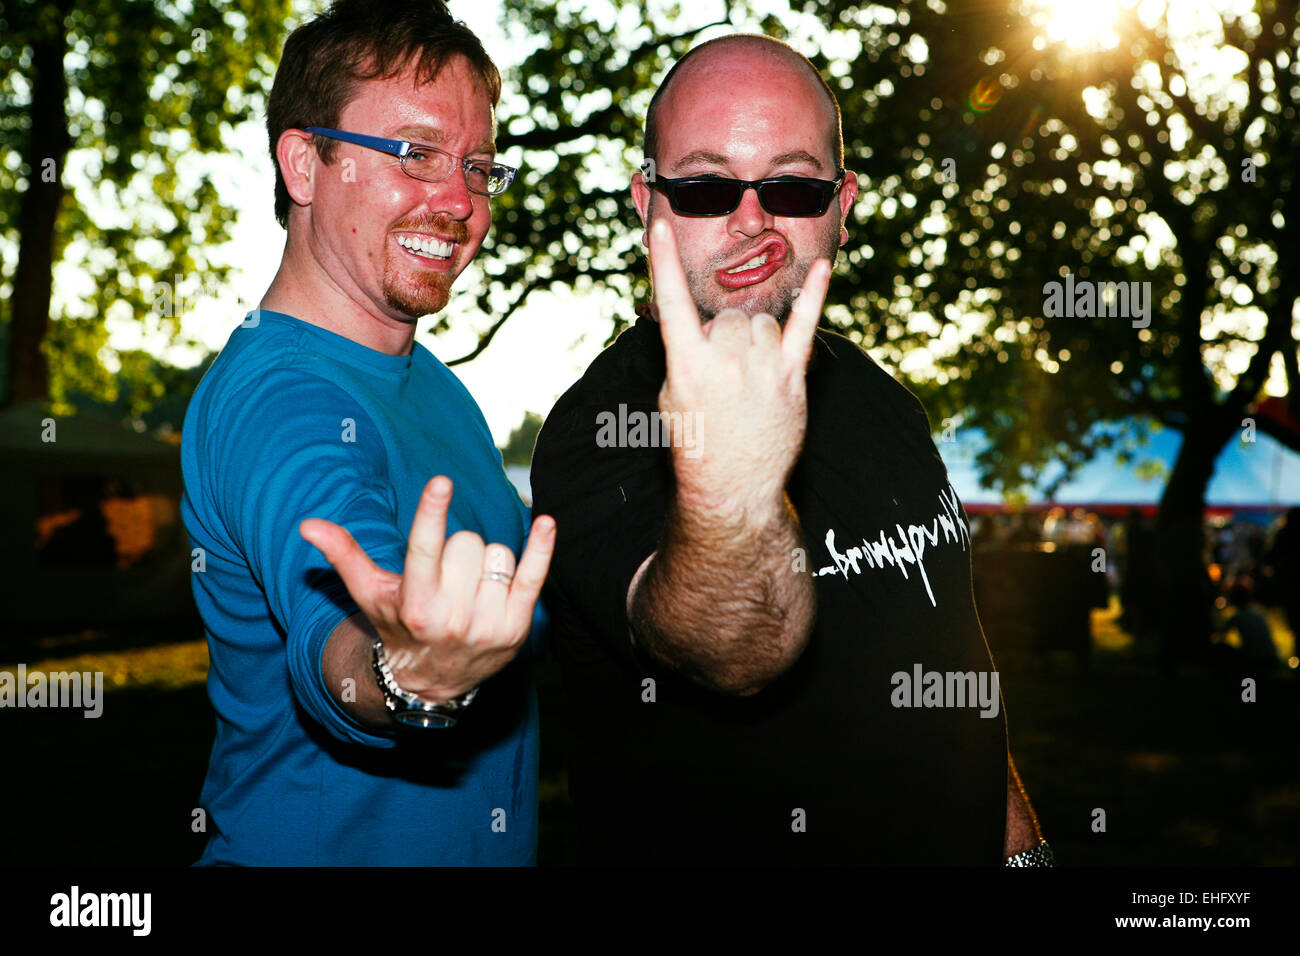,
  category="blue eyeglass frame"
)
[302,126,518,195]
